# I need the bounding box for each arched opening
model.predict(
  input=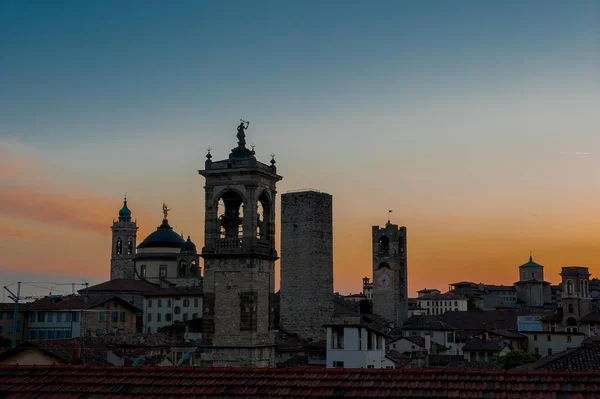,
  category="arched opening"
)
[580,280,584,297]
[127,239,133,255]
[566,280,573,295]
[566,317,578,333]
[257,191,272,240]
[378,236,389,252]
[116,237,122,255]
[378,262,390,270]
[217,191,244,239]
[189,259,198,277]
[584,280,589,297]
[178,260,186,277]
